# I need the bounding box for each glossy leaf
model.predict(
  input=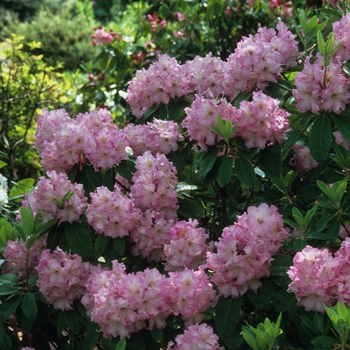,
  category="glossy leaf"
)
[65,222,94,261]
[235,157,255,187]
[178,198,204,219]
[215,296,242,340]
[309,116,331,162]
[21,293,37,321]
